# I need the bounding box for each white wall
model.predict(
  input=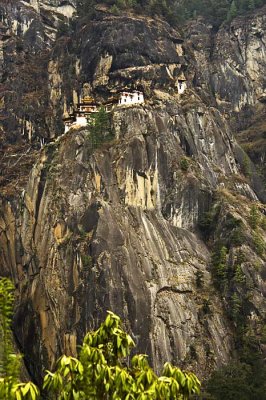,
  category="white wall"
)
[75,116,88,126]
[118,92,144,106]
[178,81,186,94]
